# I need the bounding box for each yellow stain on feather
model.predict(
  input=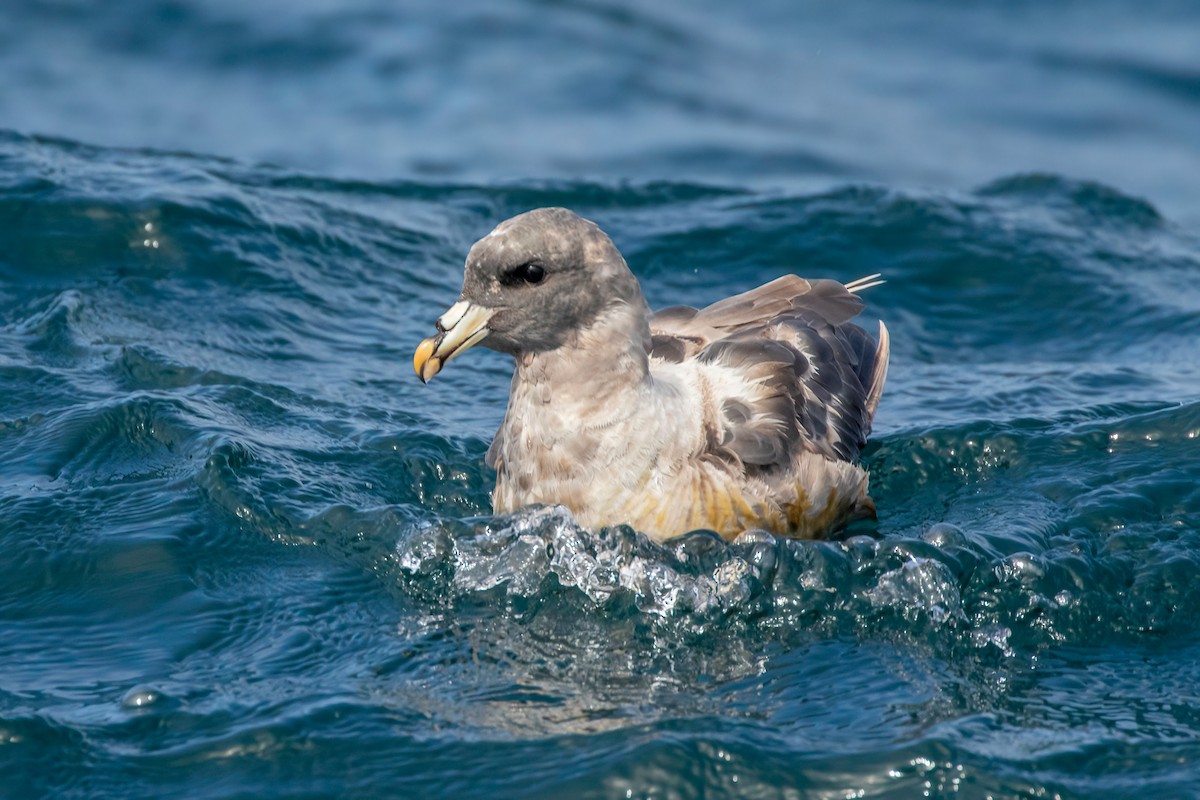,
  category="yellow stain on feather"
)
[532,460,864,542]
[637,472,810,539]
